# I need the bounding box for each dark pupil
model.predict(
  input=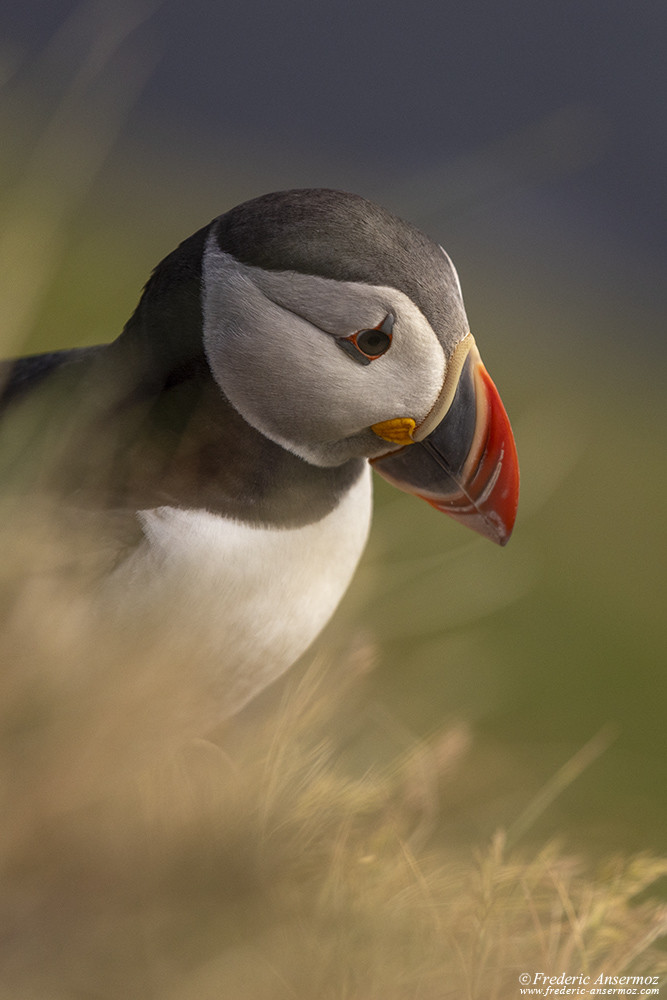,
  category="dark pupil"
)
[356,329,390,356]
